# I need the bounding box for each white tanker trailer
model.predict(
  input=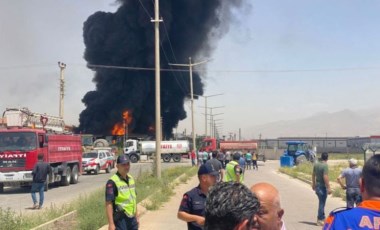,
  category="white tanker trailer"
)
[124,139,190,163]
